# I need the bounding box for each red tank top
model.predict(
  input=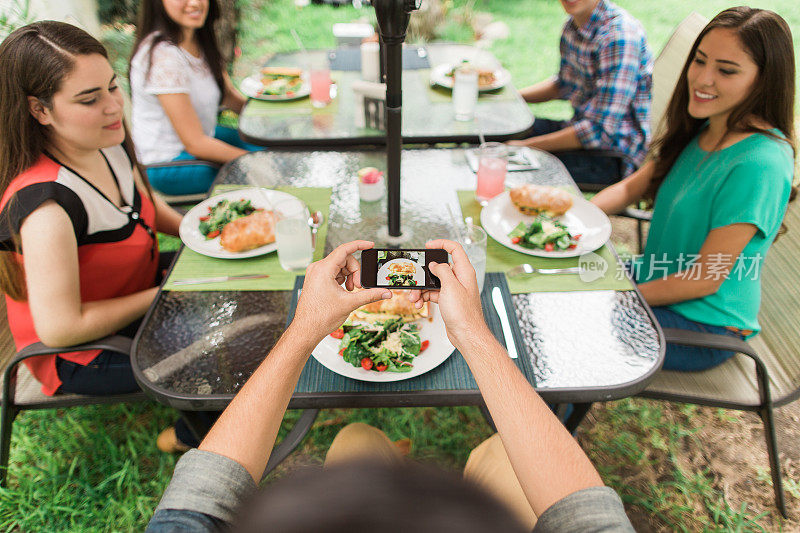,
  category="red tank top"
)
[0,146,158,395]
